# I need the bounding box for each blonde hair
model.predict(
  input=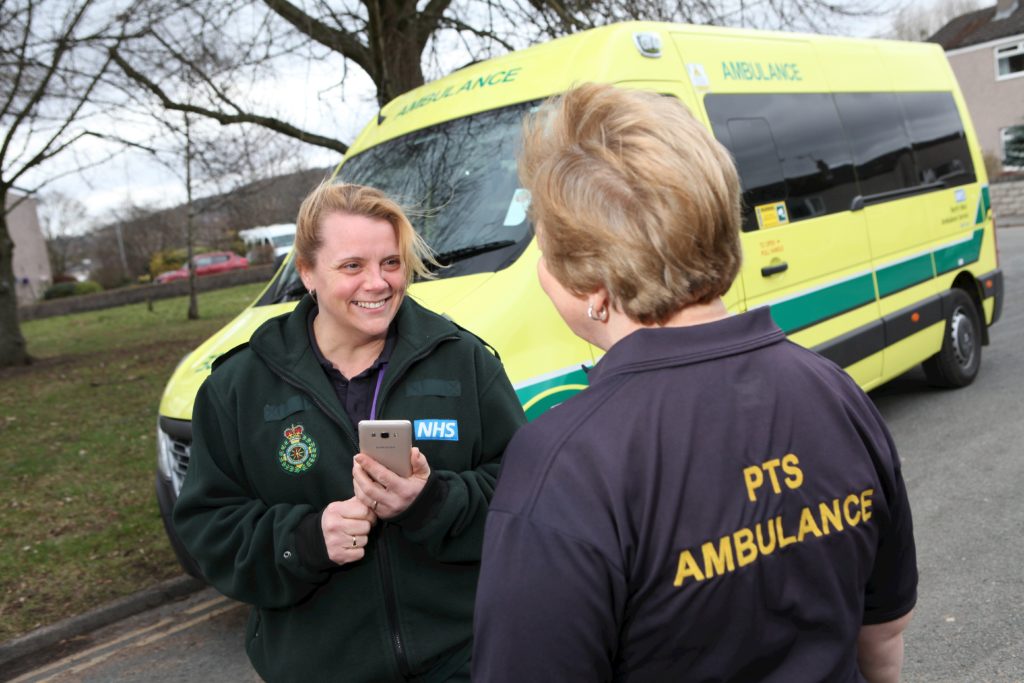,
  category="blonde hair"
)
[294,182,436,284]
[519,83,742,325]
